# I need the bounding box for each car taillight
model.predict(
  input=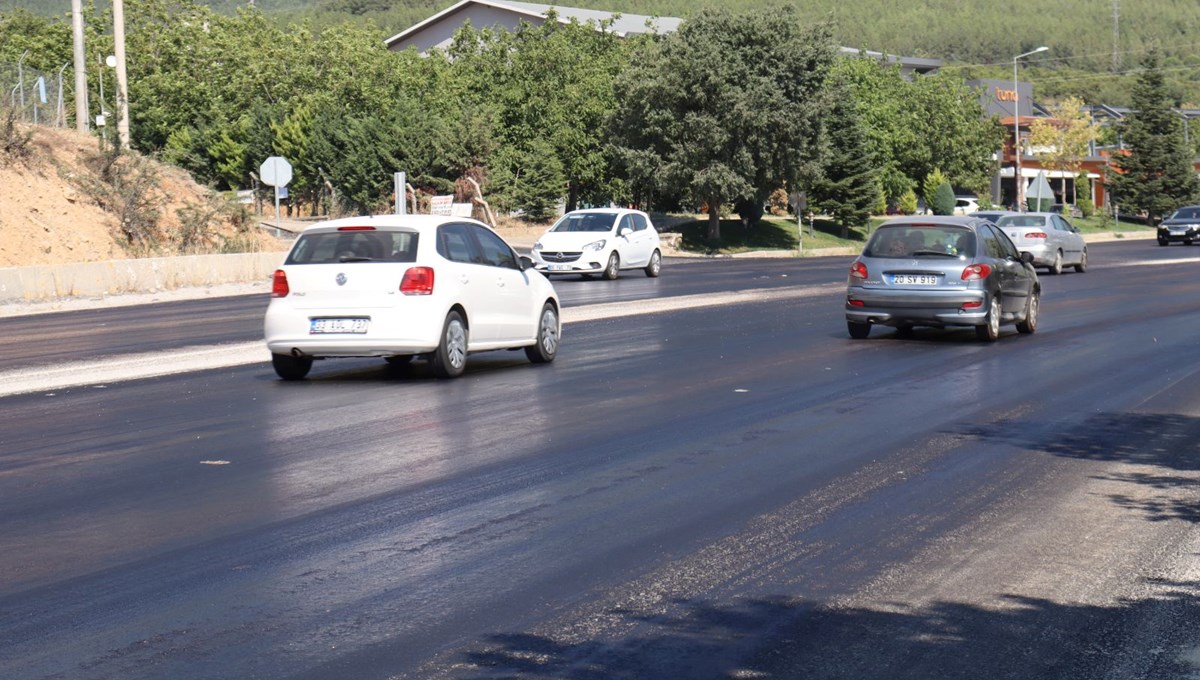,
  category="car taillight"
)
[961,264,991,281]
[271,269,289,297]
[400,266,434,295]
[962,300,983,309]
[848,299,865,307]
[1025,231,1047,239]
[850,261,868,279]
